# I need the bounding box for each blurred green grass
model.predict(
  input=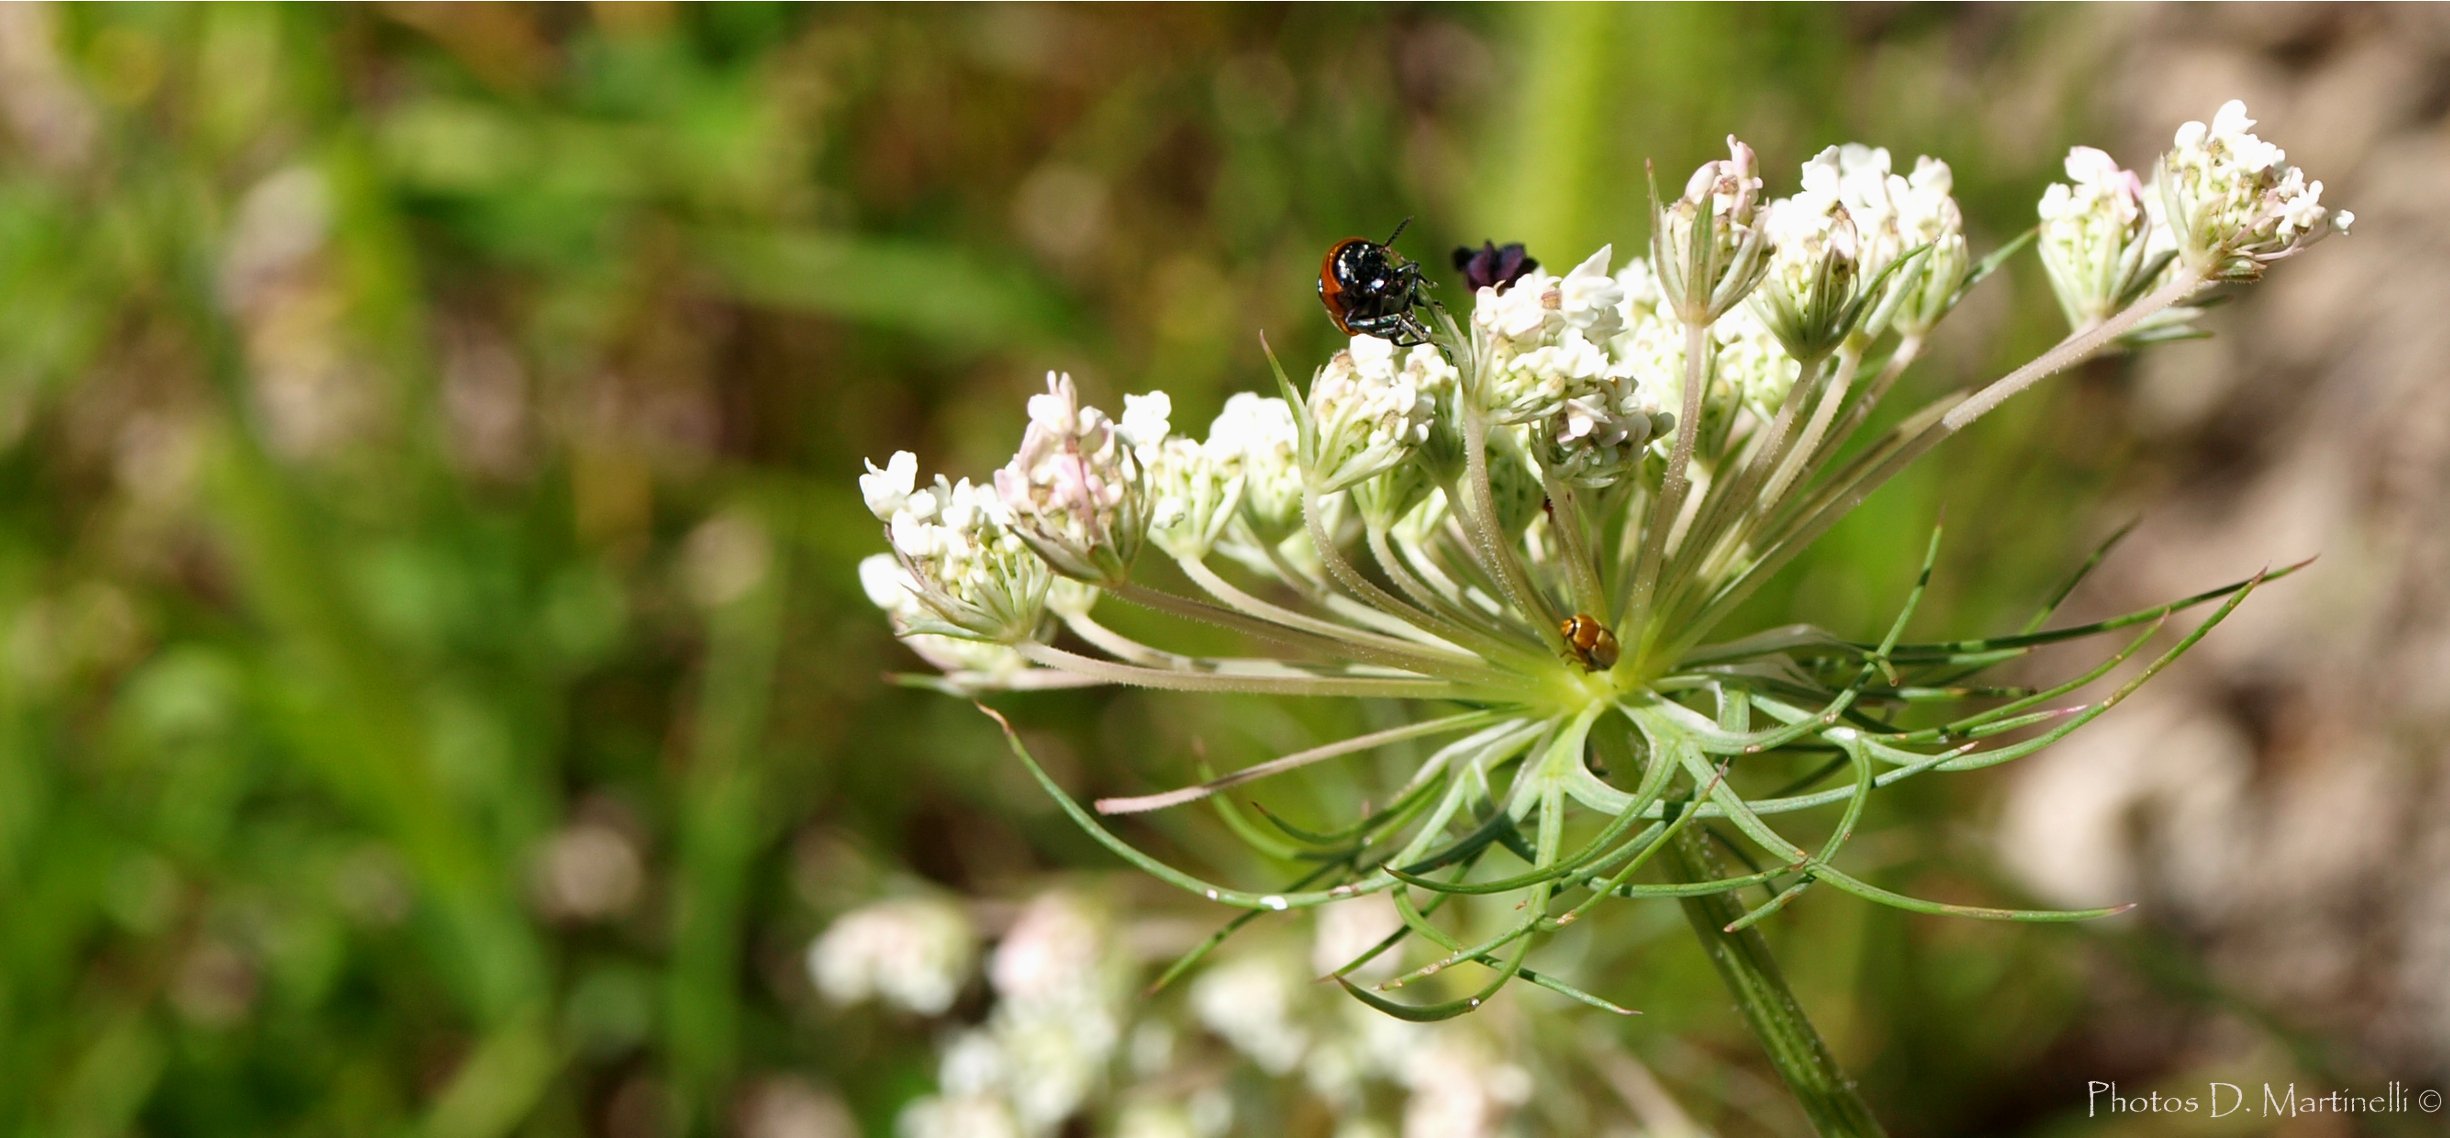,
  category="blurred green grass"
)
[0,5,2340,1137]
